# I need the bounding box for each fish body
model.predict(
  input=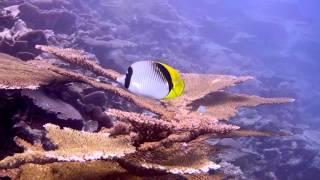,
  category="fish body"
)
[117,61,184,99]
